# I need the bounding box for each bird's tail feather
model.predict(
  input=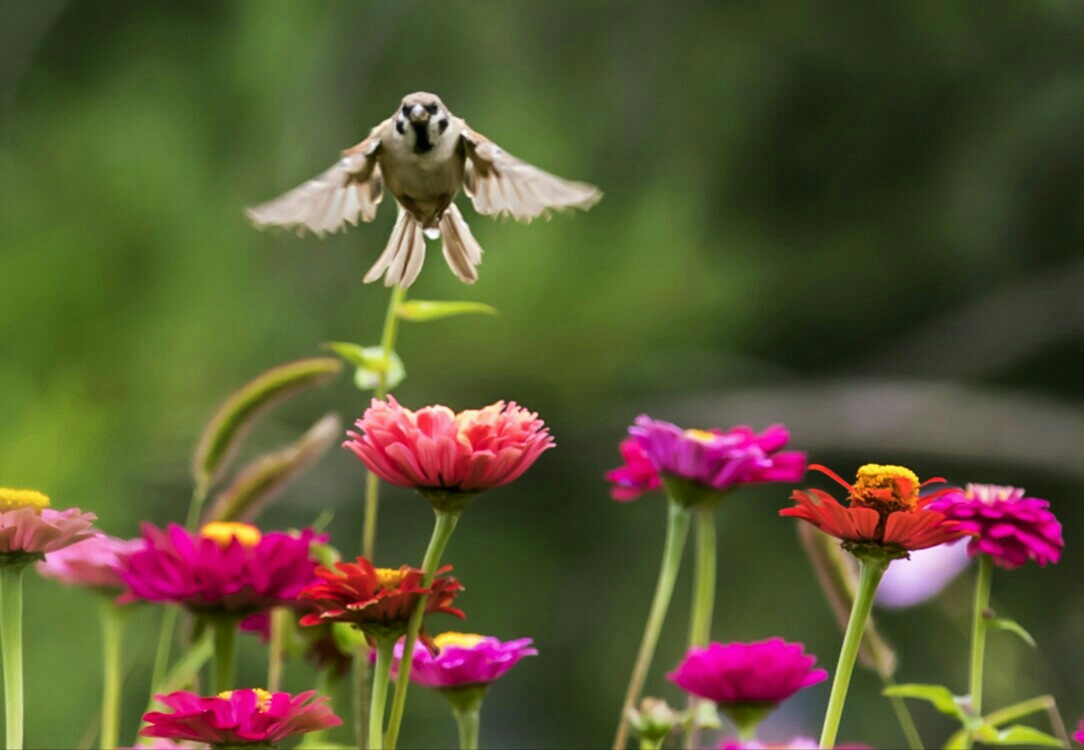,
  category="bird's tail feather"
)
[438,204,482,284]
[364,208,426,287]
